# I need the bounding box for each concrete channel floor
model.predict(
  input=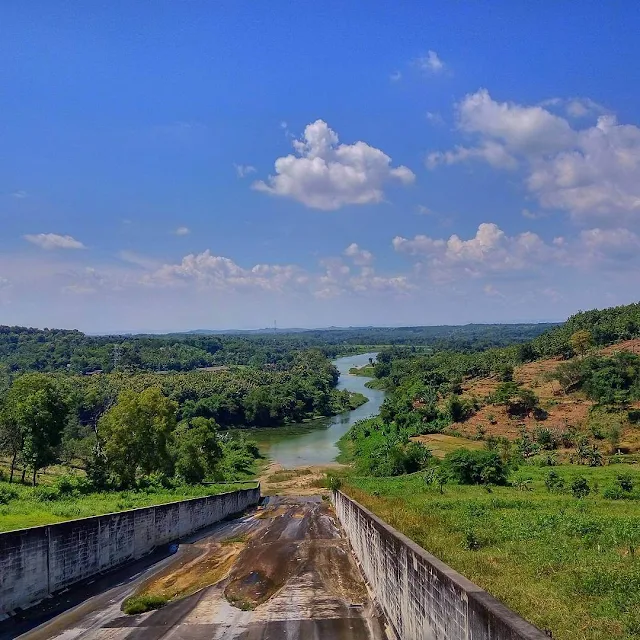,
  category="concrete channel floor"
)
[12,496,388,640]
